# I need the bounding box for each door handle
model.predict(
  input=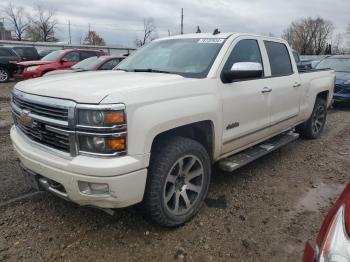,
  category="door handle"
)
[261,87,272,93]
[293,82,301,88]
